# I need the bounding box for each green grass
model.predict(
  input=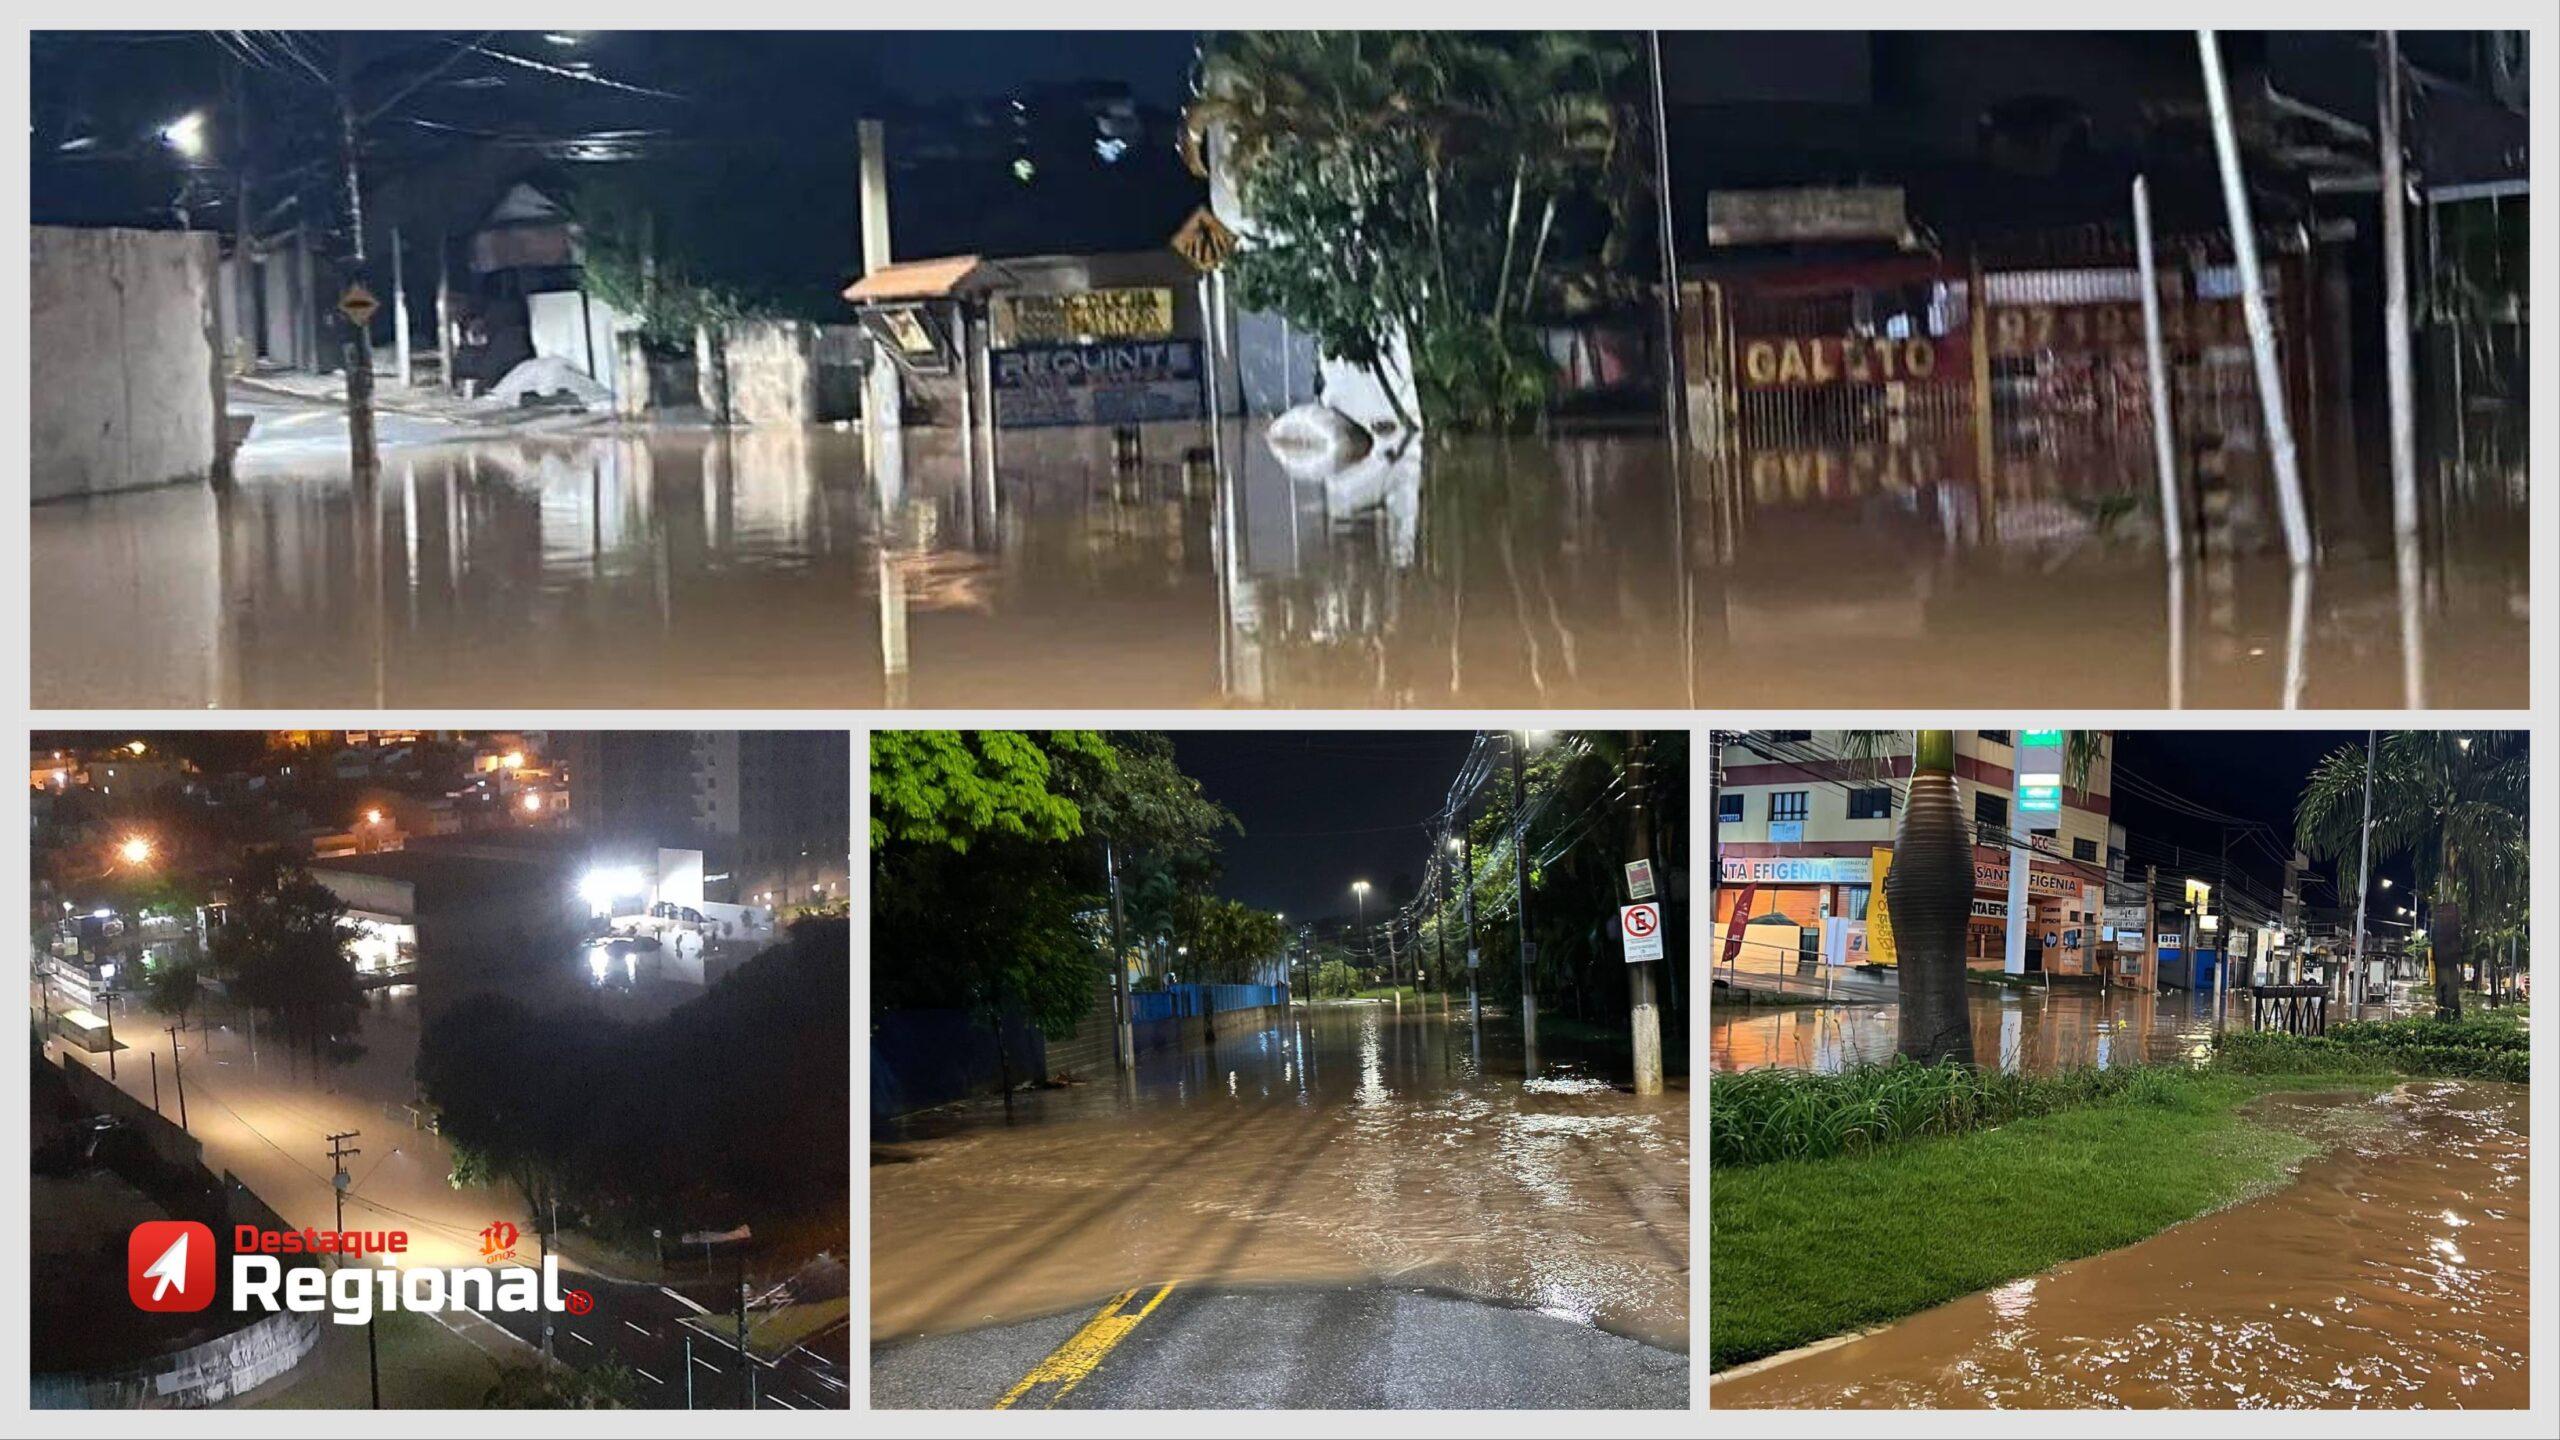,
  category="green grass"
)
[1709,1071,2369,1370]
[1711,1061,2198,1168]
[247,1308,505,1409]
[2219,1018,2529,1084]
